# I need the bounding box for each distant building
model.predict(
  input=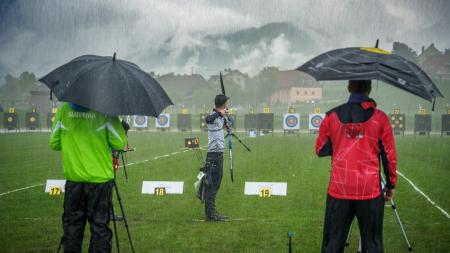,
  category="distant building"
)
[209,69,249,89]
[270,70,322,104]
[417,44,450,81]
[157,73,210,93]
[29,85,53,112]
